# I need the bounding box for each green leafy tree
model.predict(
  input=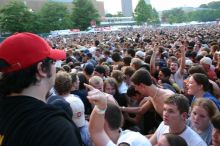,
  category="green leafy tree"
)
[206,1,220,9]
[0,0,36,33]
[38,2,72,33]
[150,8,160,24]
[115,12,124,17]
[186,9,220,22]
[105,13,113,17]
[134,0,152,25]
[161,8,185,24]
[72,0,100,30]
[199,4,208,8]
